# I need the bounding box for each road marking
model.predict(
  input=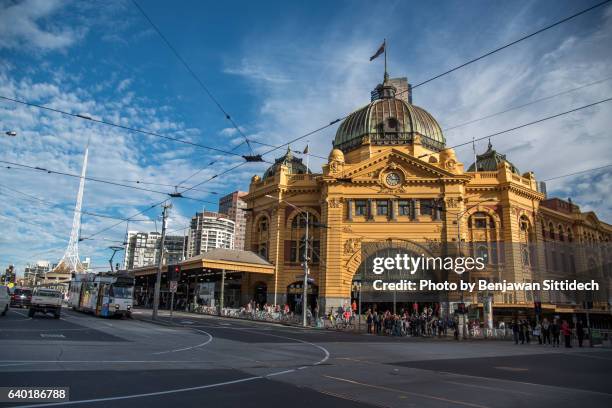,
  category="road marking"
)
[323,375,491,408]
[494,366,529,372]
[9,309,32,320]
[443,380,534,396]
[319,390,391,408]
[40,334,66,338]
[14,376,264,407]
[152,329,213,355]
[265,369,295,377]
[434,370,612,396]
